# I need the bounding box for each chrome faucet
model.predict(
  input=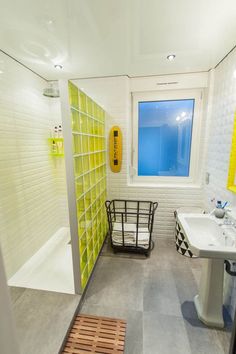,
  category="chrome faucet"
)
[223,209,235,226]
